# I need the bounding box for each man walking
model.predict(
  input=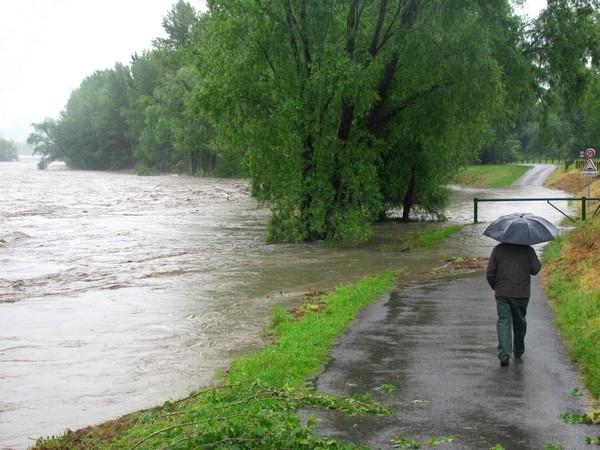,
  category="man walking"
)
[486,243,542,367]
